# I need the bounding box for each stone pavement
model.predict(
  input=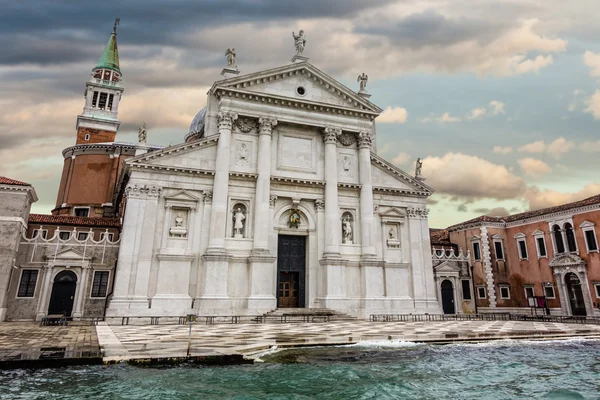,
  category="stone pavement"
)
[98,319,600,362]
[0,322,100,363]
